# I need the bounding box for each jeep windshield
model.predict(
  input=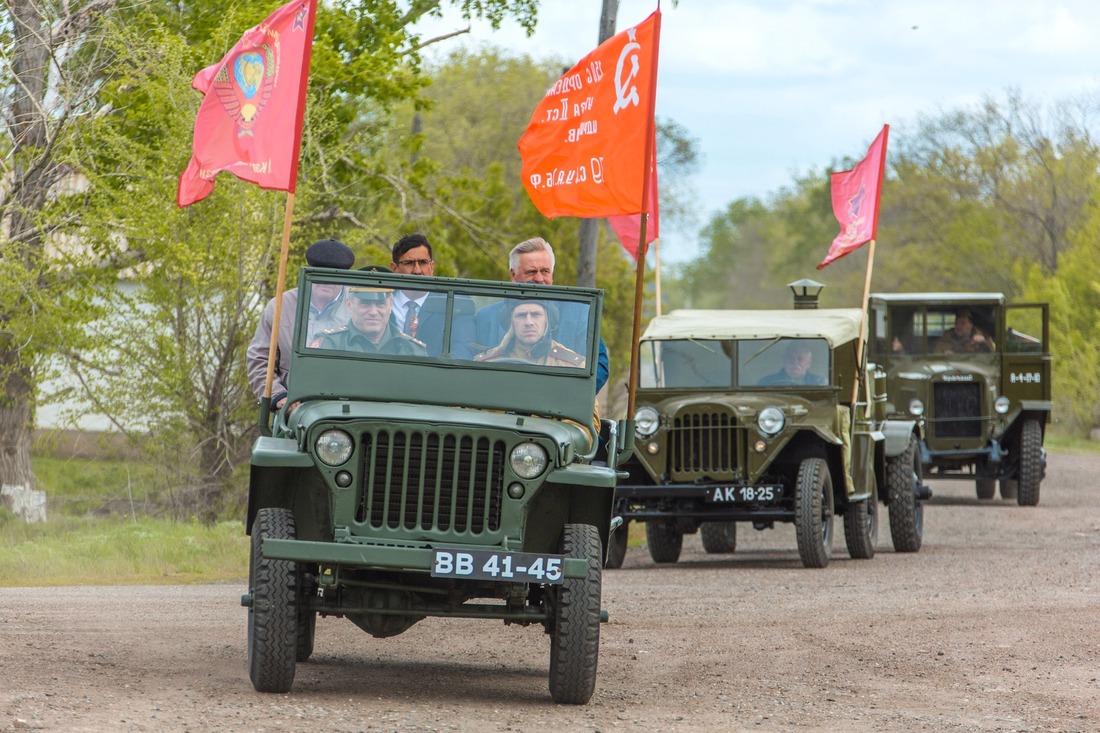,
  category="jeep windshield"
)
[285,270,600,430]
[640,337,831,388]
